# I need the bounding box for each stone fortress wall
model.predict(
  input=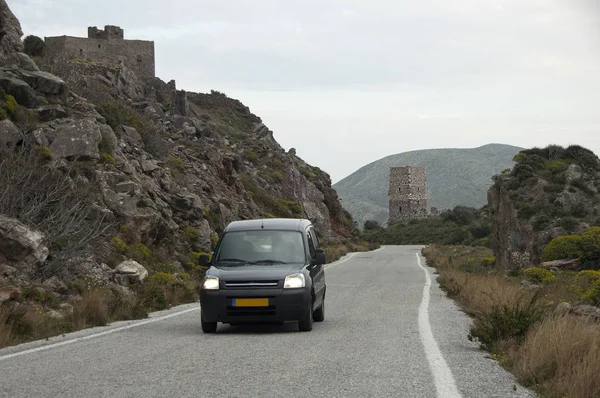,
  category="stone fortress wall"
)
[388,166,429,224]
[44,25,155,80]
